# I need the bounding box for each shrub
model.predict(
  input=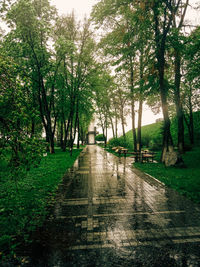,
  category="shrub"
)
[108,136,132,149]
[95,134,106,142]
